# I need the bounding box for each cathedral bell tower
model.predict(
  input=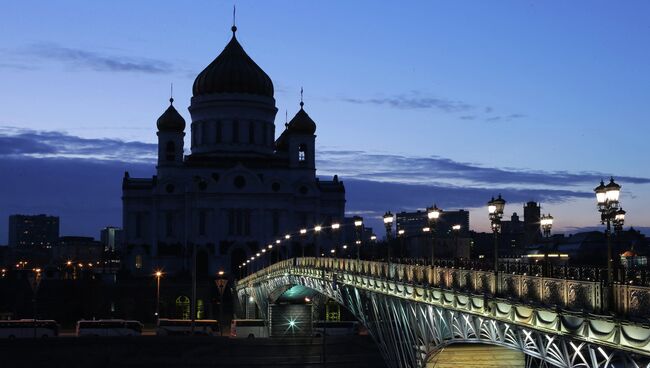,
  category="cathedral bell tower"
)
[156,97,186,171]
[285,100,317,170]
